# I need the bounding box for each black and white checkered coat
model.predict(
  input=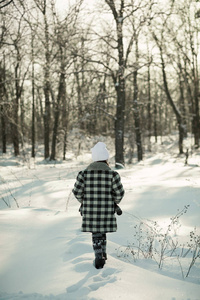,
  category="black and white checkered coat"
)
[72,162,125,233]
